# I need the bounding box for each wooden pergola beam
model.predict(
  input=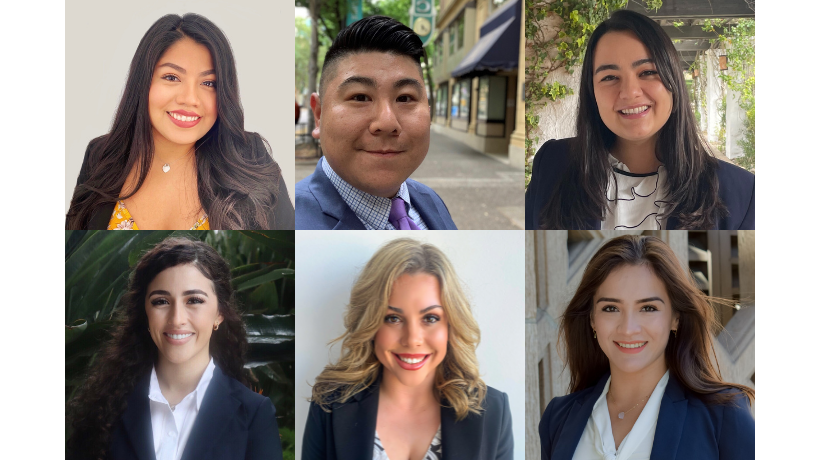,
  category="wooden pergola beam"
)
[625,0,754,20]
